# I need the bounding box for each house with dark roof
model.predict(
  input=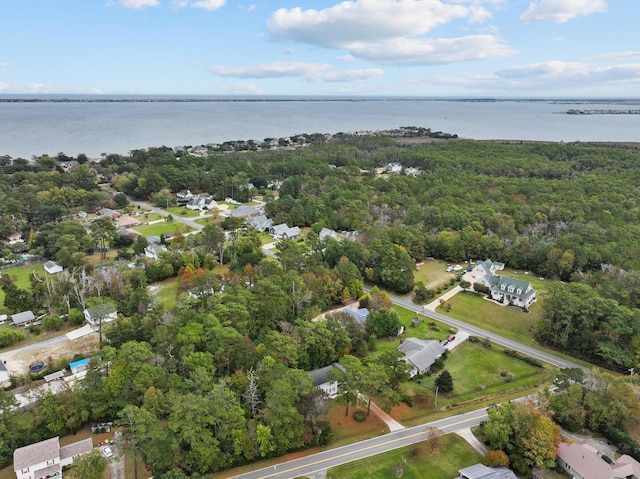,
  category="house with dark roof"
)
[308,363,343,398]
[557,441,640,479]
[13,436,93,479]
[11,311,36,327]
[44,260,63,275]
[474,259,536,308]
[398,338,445,378]
[457,463,518,479]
